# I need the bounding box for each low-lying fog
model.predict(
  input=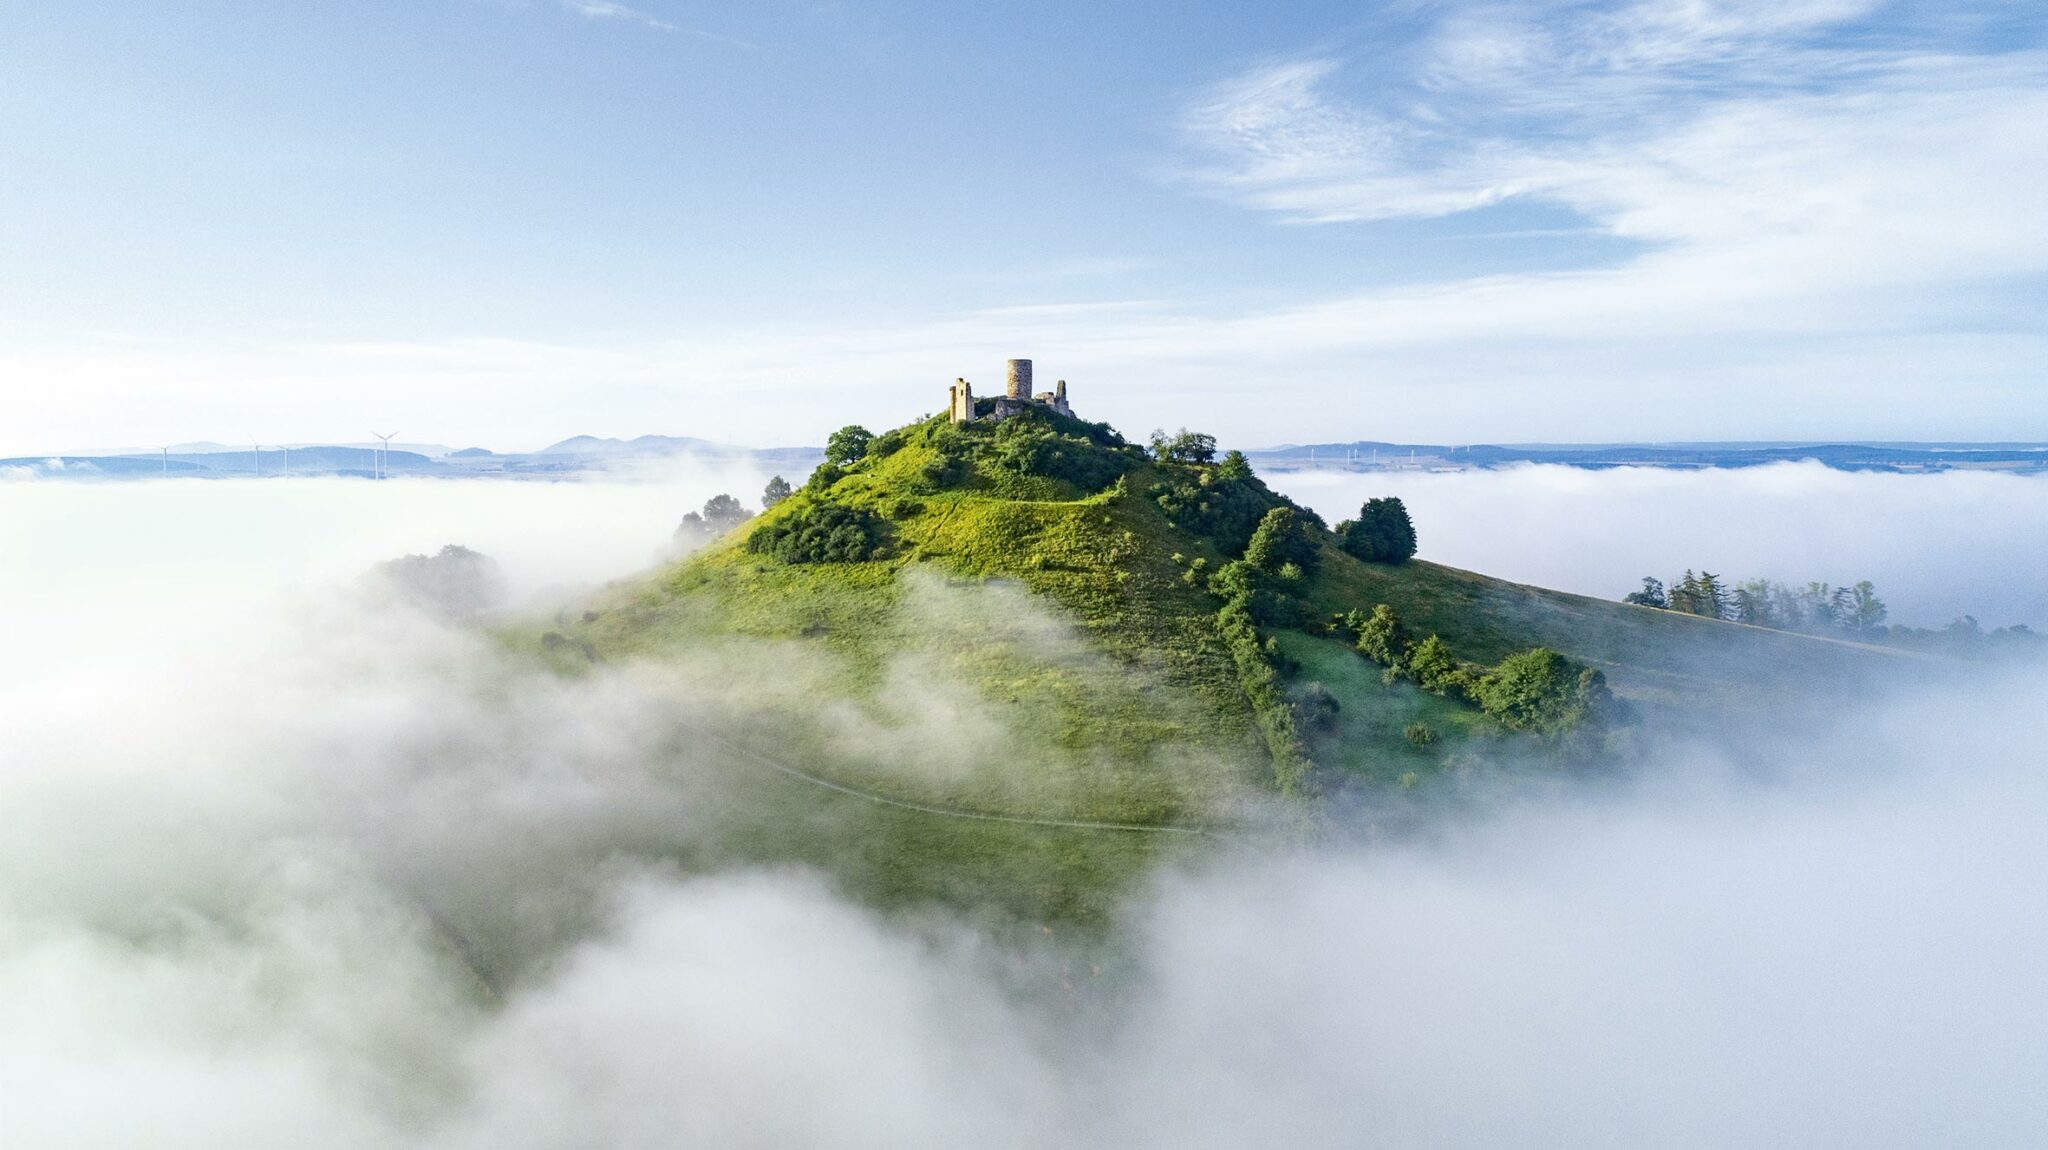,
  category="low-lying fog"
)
[3,469,2045,1147]
[1272,462,2048,629]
